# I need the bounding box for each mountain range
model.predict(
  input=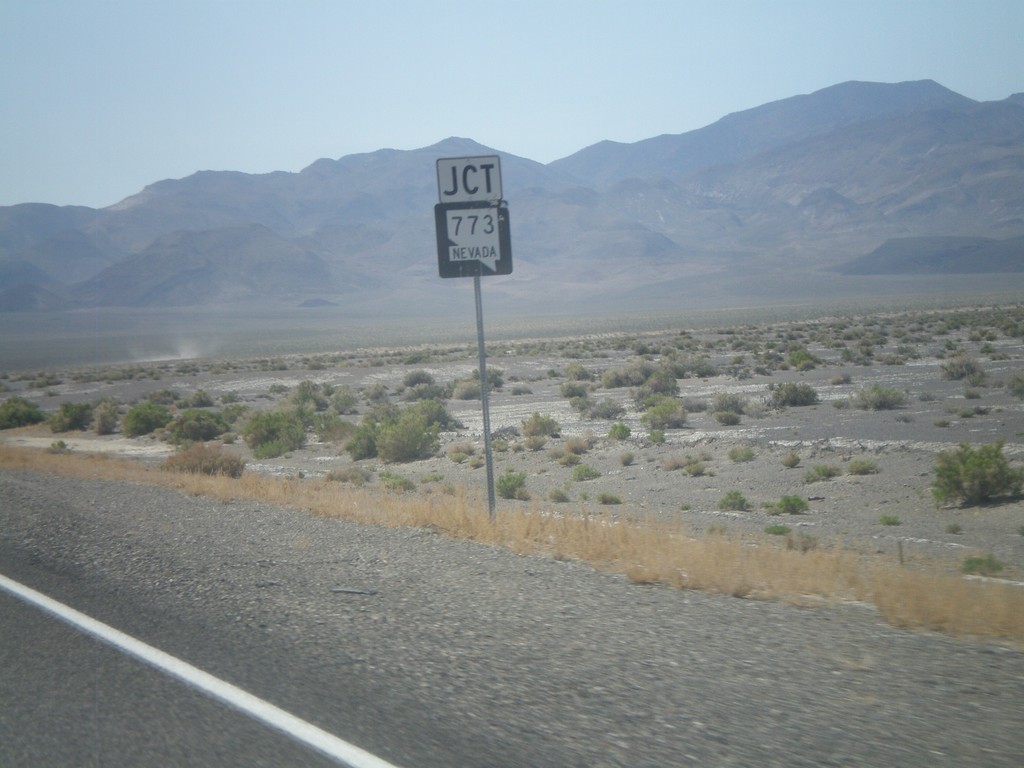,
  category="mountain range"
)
[2,79,1023,315]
